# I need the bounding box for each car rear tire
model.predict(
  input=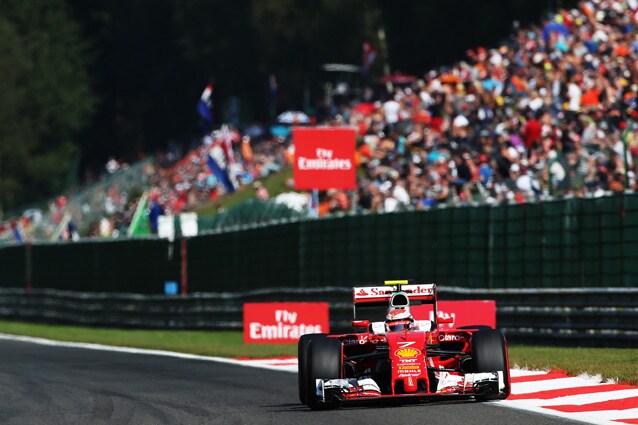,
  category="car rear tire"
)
[298,333,326,404]
[471,329,510,401]
[305,336,342,410]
